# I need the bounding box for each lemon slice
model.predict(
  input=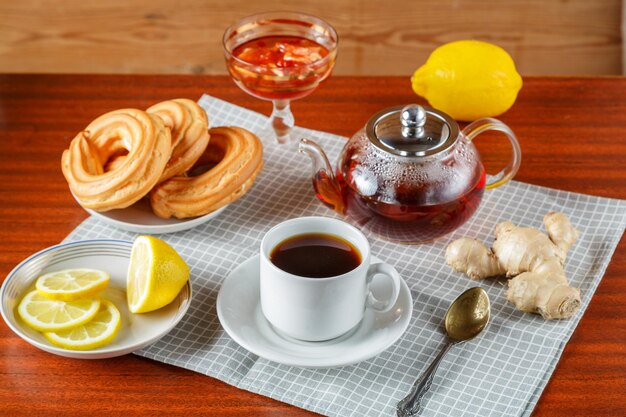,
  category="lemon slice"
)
[127,236,190,313]
[35,268,110,301]
[17,290,100,332]
[44,299,121,350]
